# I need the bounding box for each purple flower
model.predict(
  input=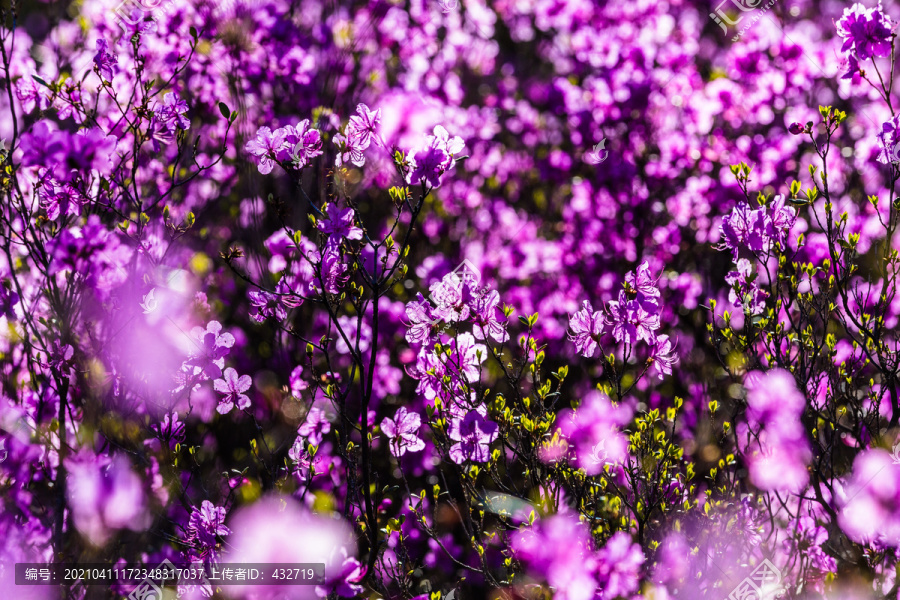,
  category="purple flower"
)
[836,2,893,61]
[186,500,231,563]
[315,548,367,598]
[568,299,604,358]
[624,260,661,314]
[347,103,382,150]
[429,268,477,324]
[15,76,49,113]
[333,131,366,168]
[289,365,309,397]
[92,39,117,82]
[150,412,185,449]
[720,203,771,258]
[223,496,356,599]
[20,121,116,181]
[245,126,287,175]
[511,514,598,600]
[248,289,288,323]
[408,144,451,189]
[448,332,487,384]
[318,203,363,243]
[607,290,660,346]
[839,449,900,546]
[154,92,190,132]
[594,532,644,599]
[214,368,252,414]
[45,340,75,374]
[554,390,631,476]
[737,369,811,493]
[878,114,900,164]
[66,453,151,546]
[298,407,332,446]
[276,119,324,168]
[648,334,677,380]
[0,278,19,320]
[147,116,175,152]
[381,407,425,458]
[448,410,498,464]
[410,348,446,403]
[37,176,81,221]
[403,293,437,346]
[318,240,350,294]
[406,125,464,189]
[472,289,509,343]
[184,321,235,380]
[788,122,805,135]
